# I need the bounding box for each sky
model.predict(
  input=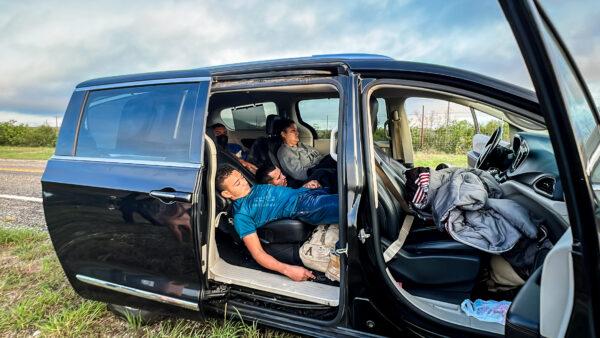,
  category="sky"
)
[0,0,598,126]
